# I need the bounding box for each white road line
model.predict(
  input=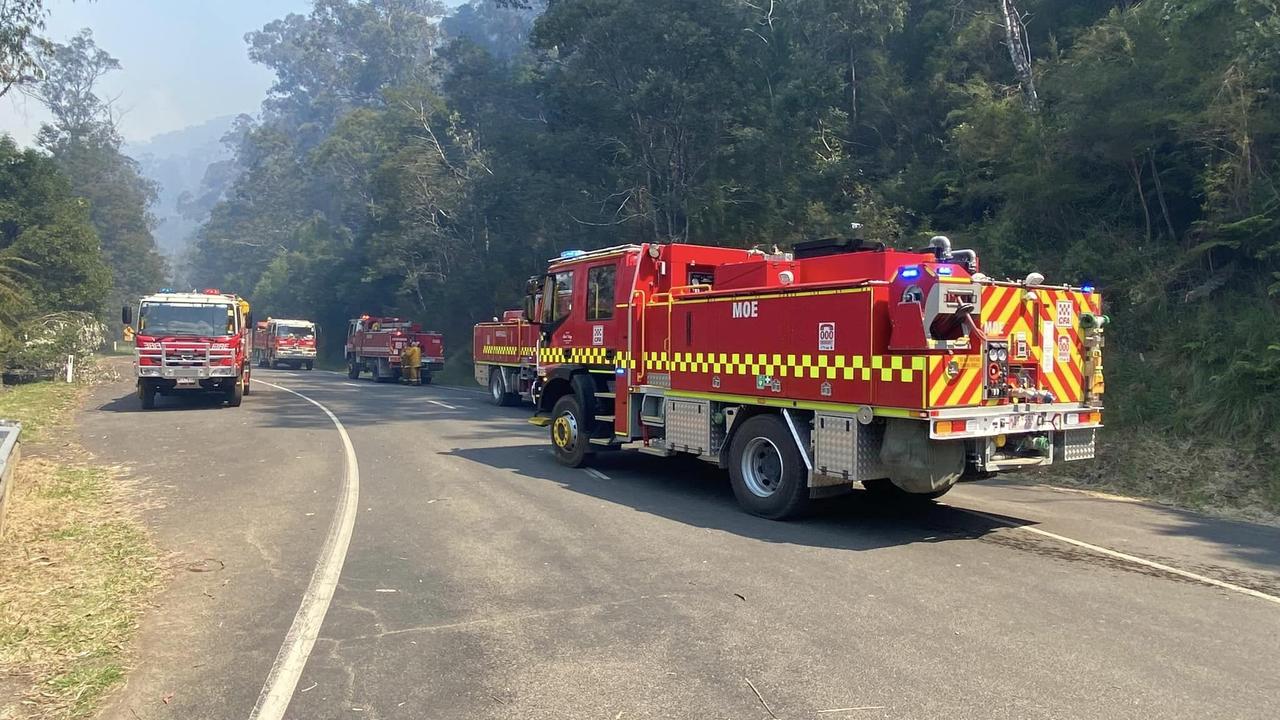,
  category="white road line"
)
[342,382,360,387]
[426,384,488,396]
[248,380,361,720]
[427,399,458,410]
[960,507,1280,607]
[583,468,610,481]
